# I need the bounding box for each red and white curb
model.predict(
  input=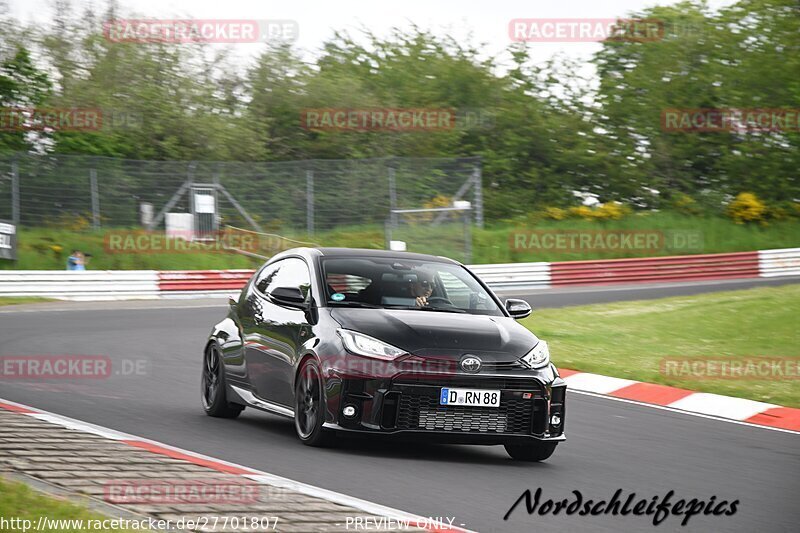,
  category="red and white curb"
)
[559,369,800,433]
[0,397,472,533]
